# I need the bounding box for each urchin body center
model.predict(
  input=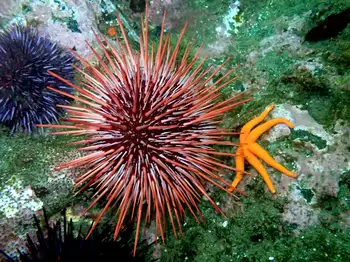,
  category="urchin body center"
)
[122,117,155,151]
